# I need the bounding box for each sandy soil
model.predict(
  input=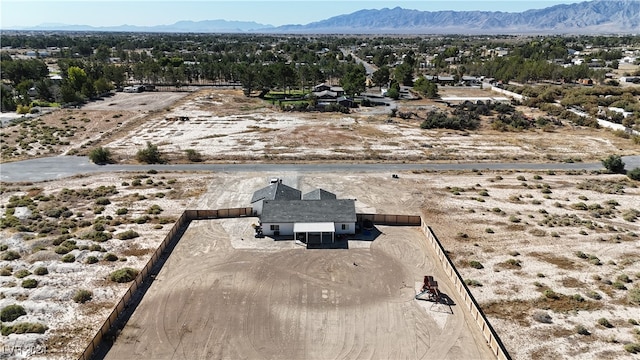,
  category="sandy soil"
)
[3,87,637,165]
[95,88,638,163]
[105,221,492,360]
[1,169,639,359]
[1,87,639,359]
